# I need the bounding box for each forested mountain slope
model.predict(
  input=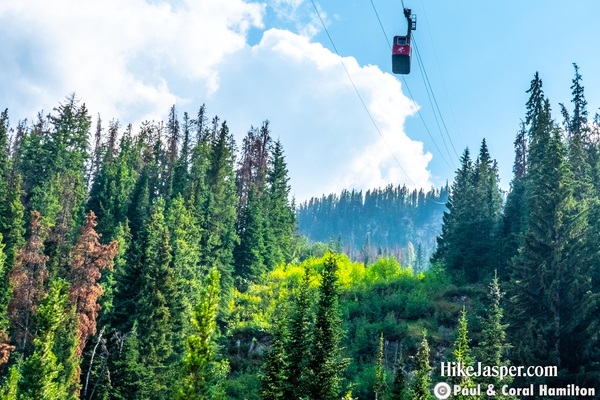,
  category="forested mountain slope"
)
[297,184,449,269]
